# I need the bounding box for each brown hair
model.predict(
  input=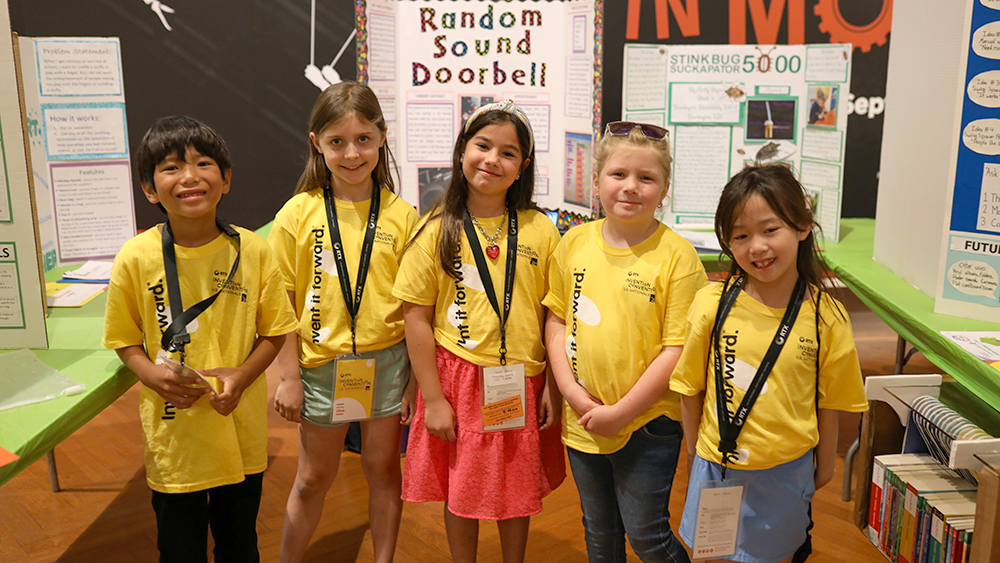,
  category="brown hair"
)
[411,110,537,280]
[294,81,396,195]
